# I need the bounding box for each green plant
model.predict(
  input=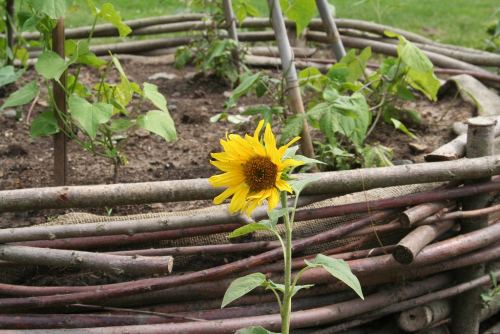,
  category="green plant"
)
[481,270,500,308]
[104,206,112,216]
[351,0,407,24]
[174,0,259,85]
[0,0,177,183]
[210,123,363,334]
[225,31,440,171]
[484,8,500,53]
